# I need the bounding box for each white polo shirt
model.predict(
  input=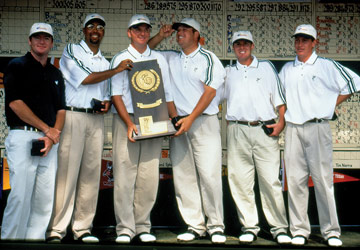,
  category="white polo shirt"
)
[60,40,110,108]
[279,52,360,125]
[225,56,285,121]
[160,45,226,116]
[109,44,173,114]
